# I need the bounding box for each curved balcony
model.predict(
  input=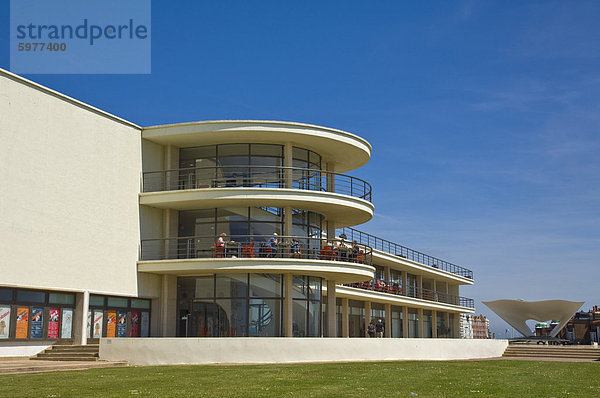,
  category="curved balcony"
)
[340,228,474,280]
[343,280,475,308]
[140,166,374,227]
[138,235,375,284]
